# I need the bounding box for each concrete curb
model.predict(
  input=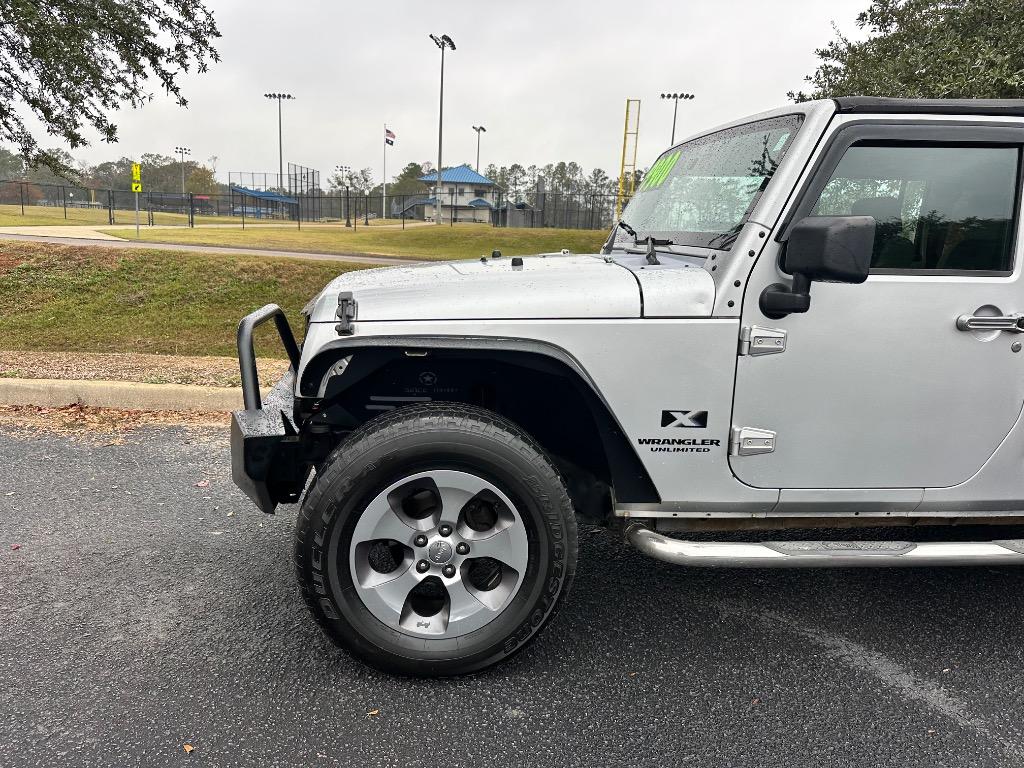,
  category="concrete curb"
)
[0,378,261,413]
